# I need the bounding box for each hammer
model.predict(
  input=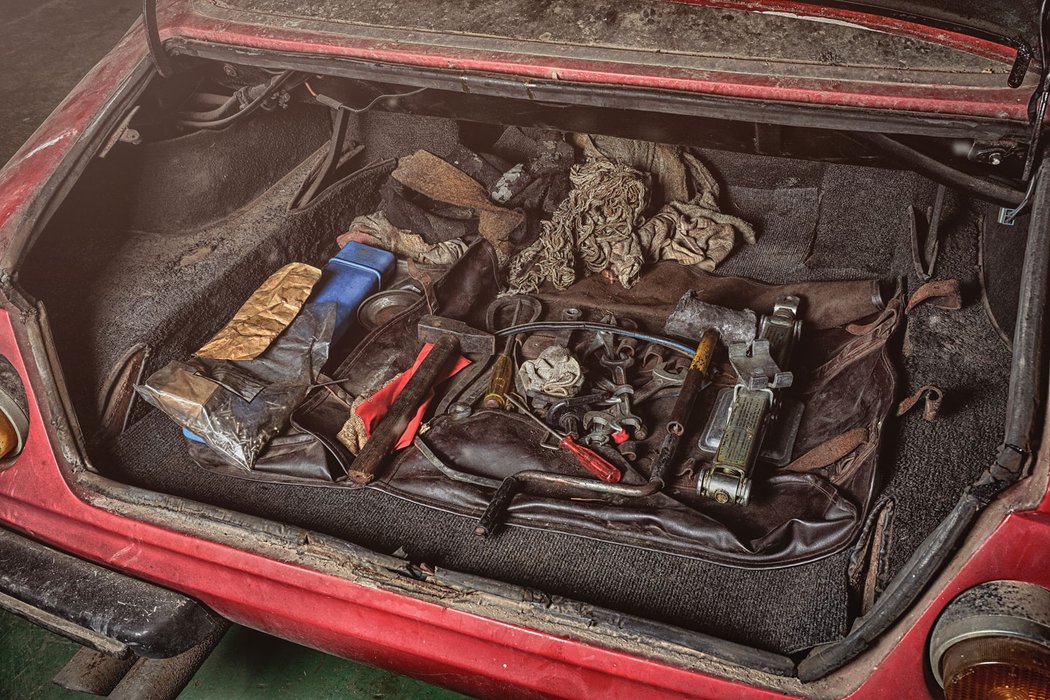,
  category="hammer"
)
[348,315,495,484]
